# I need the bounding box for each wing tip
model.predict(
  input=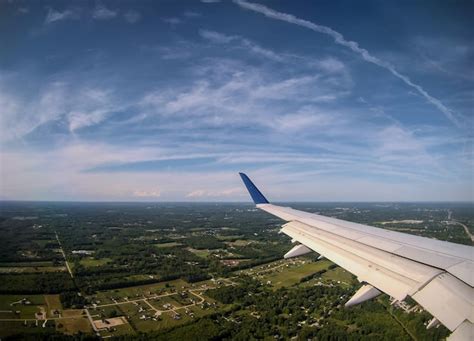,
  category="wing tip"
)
[239,172,270,205]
